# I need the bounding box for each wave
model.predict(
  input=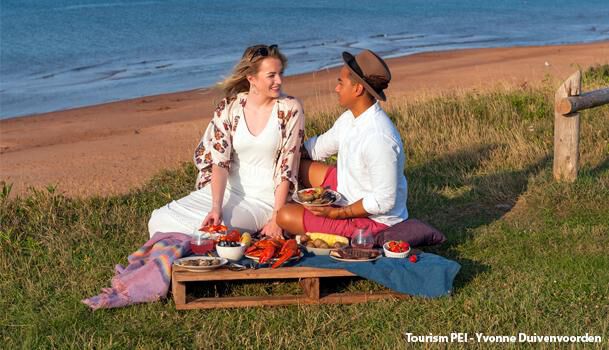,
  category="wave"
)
[55,1,161,11]
[35,60,114,80]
